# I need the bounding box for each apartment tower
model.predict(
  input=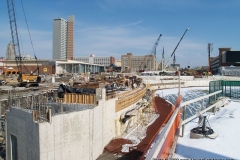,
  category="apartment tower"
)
[52,15,74,60]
